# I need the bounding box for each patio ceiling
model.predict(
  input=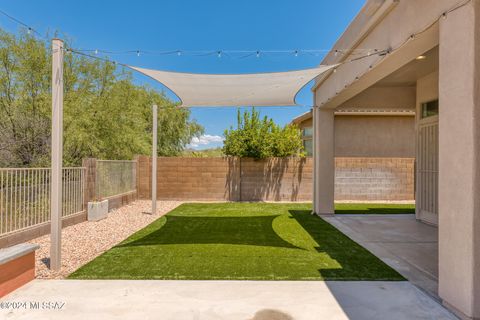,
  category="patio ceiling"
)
[130,65,337,107]
[374,47,439,88]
